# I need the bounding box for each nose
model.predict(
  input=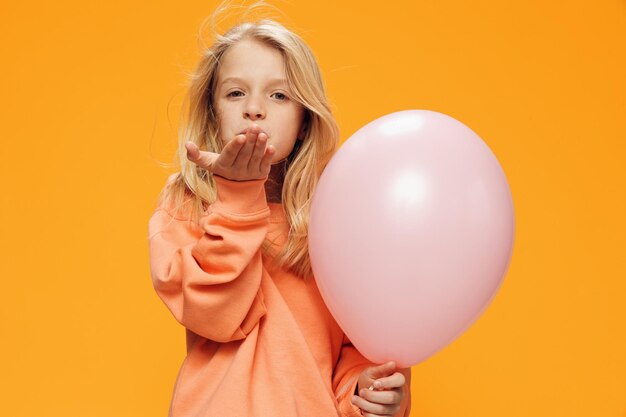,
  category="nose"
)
[243,95,265,121]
